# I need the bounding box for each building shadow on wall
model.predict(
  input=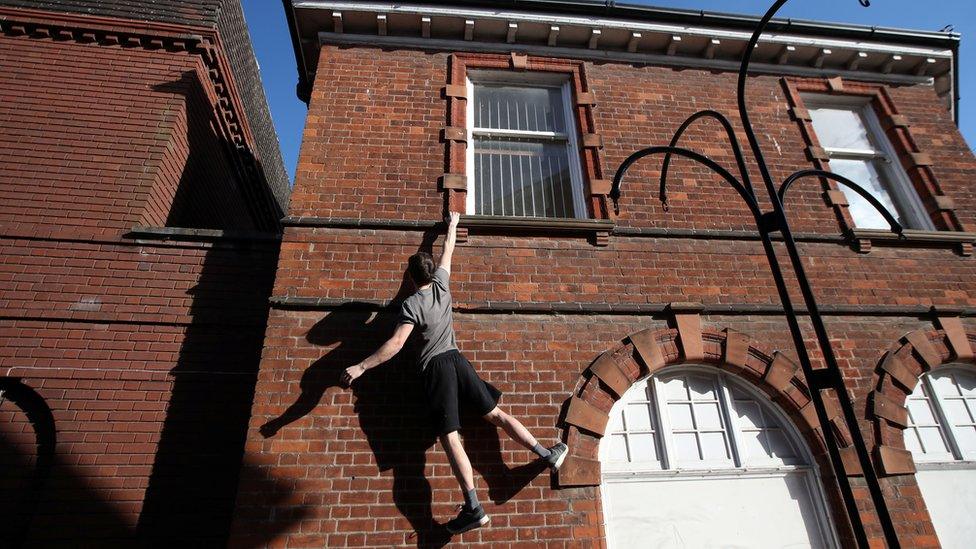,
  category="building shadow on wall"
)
[134,70,292,546]
[257,230,547,547]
